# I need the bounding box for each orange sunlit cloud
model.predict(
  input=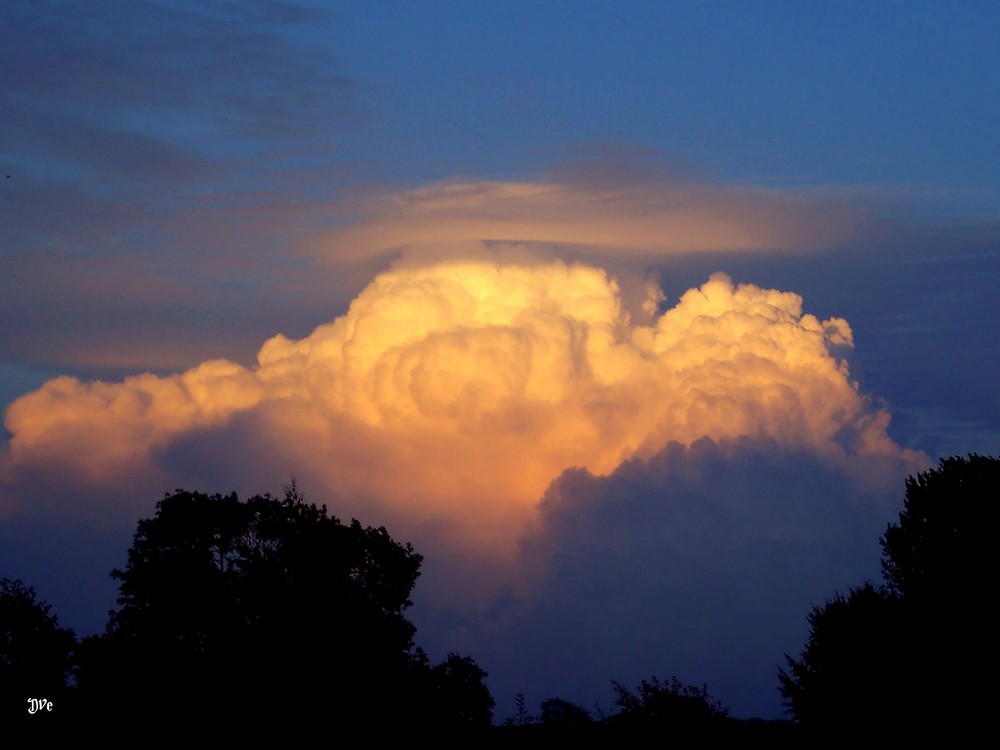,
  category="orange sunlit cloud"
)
[2,255,922,556]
